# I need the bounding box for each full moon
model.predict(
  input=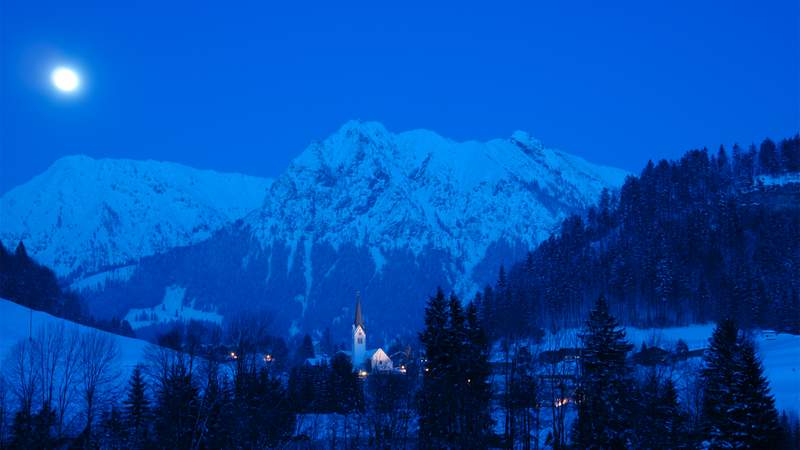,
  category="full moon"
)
[51,67,80,92]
